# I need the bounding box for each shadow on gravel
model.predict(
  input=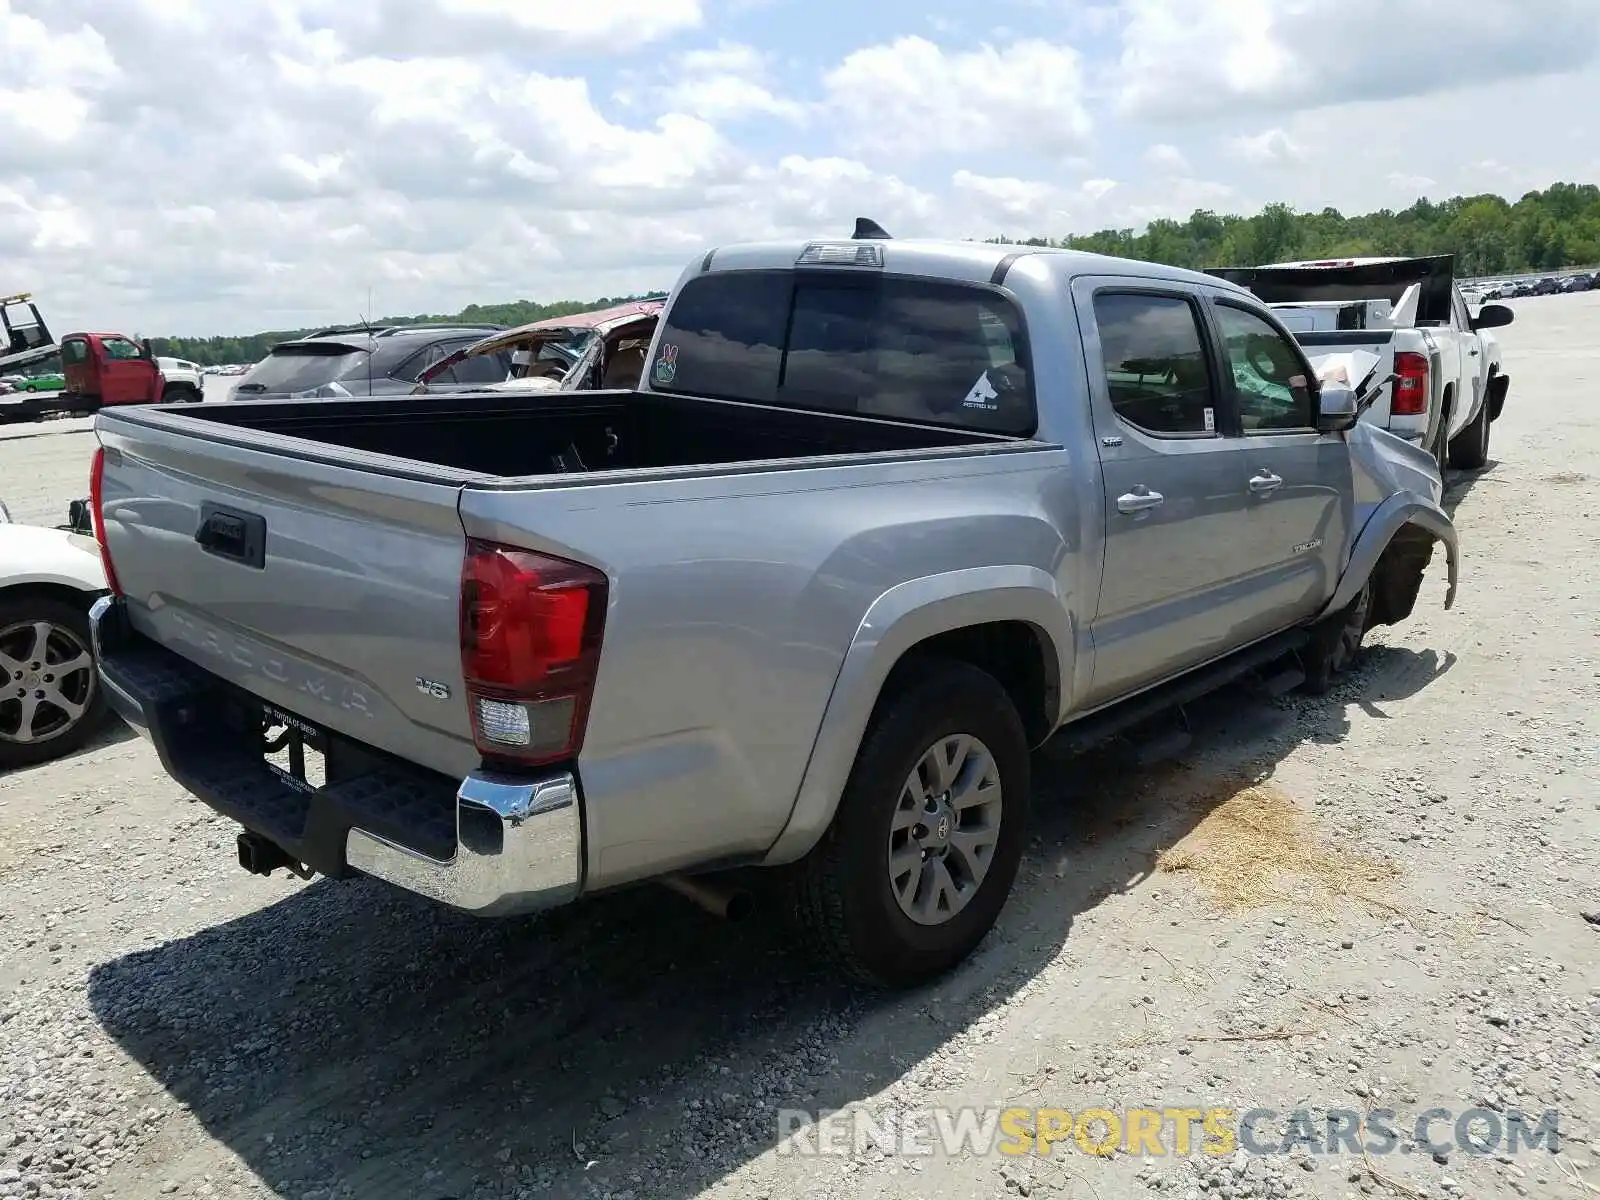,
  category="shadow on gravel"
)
[87,672,1386,1200]
[1442,459,1499,515]
[0,714,137,780]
